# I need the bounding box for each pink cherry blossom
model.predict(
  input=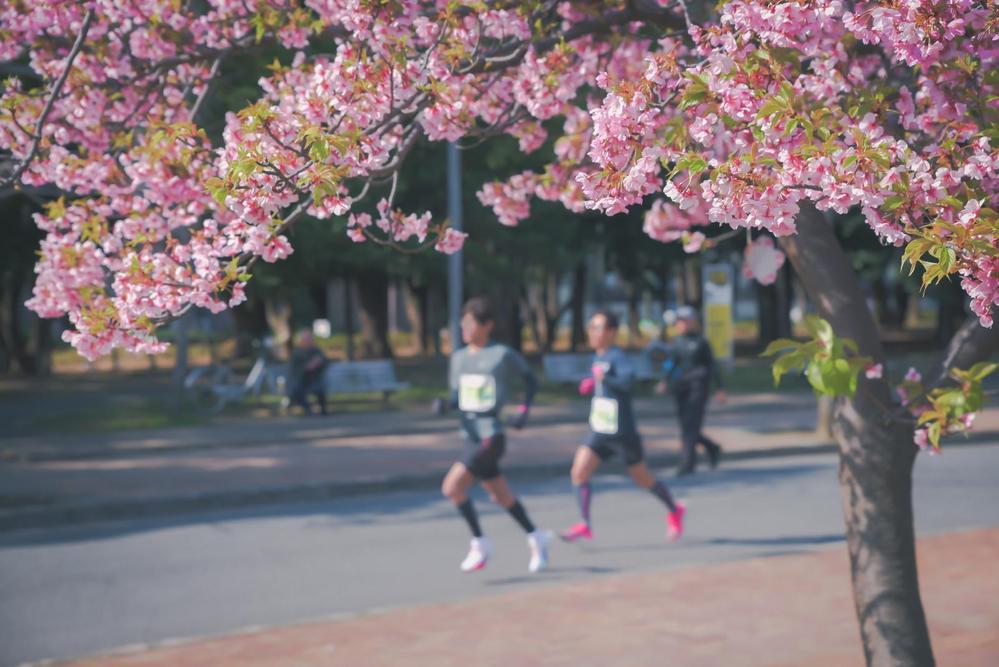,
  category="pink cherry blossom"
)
[743,236,786,286]
[865,363,884,380]
[1,0,996,362]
